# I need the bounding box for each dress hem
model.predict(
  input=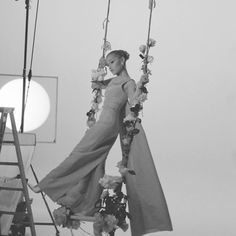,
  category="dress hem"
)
[135,226,173,236]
